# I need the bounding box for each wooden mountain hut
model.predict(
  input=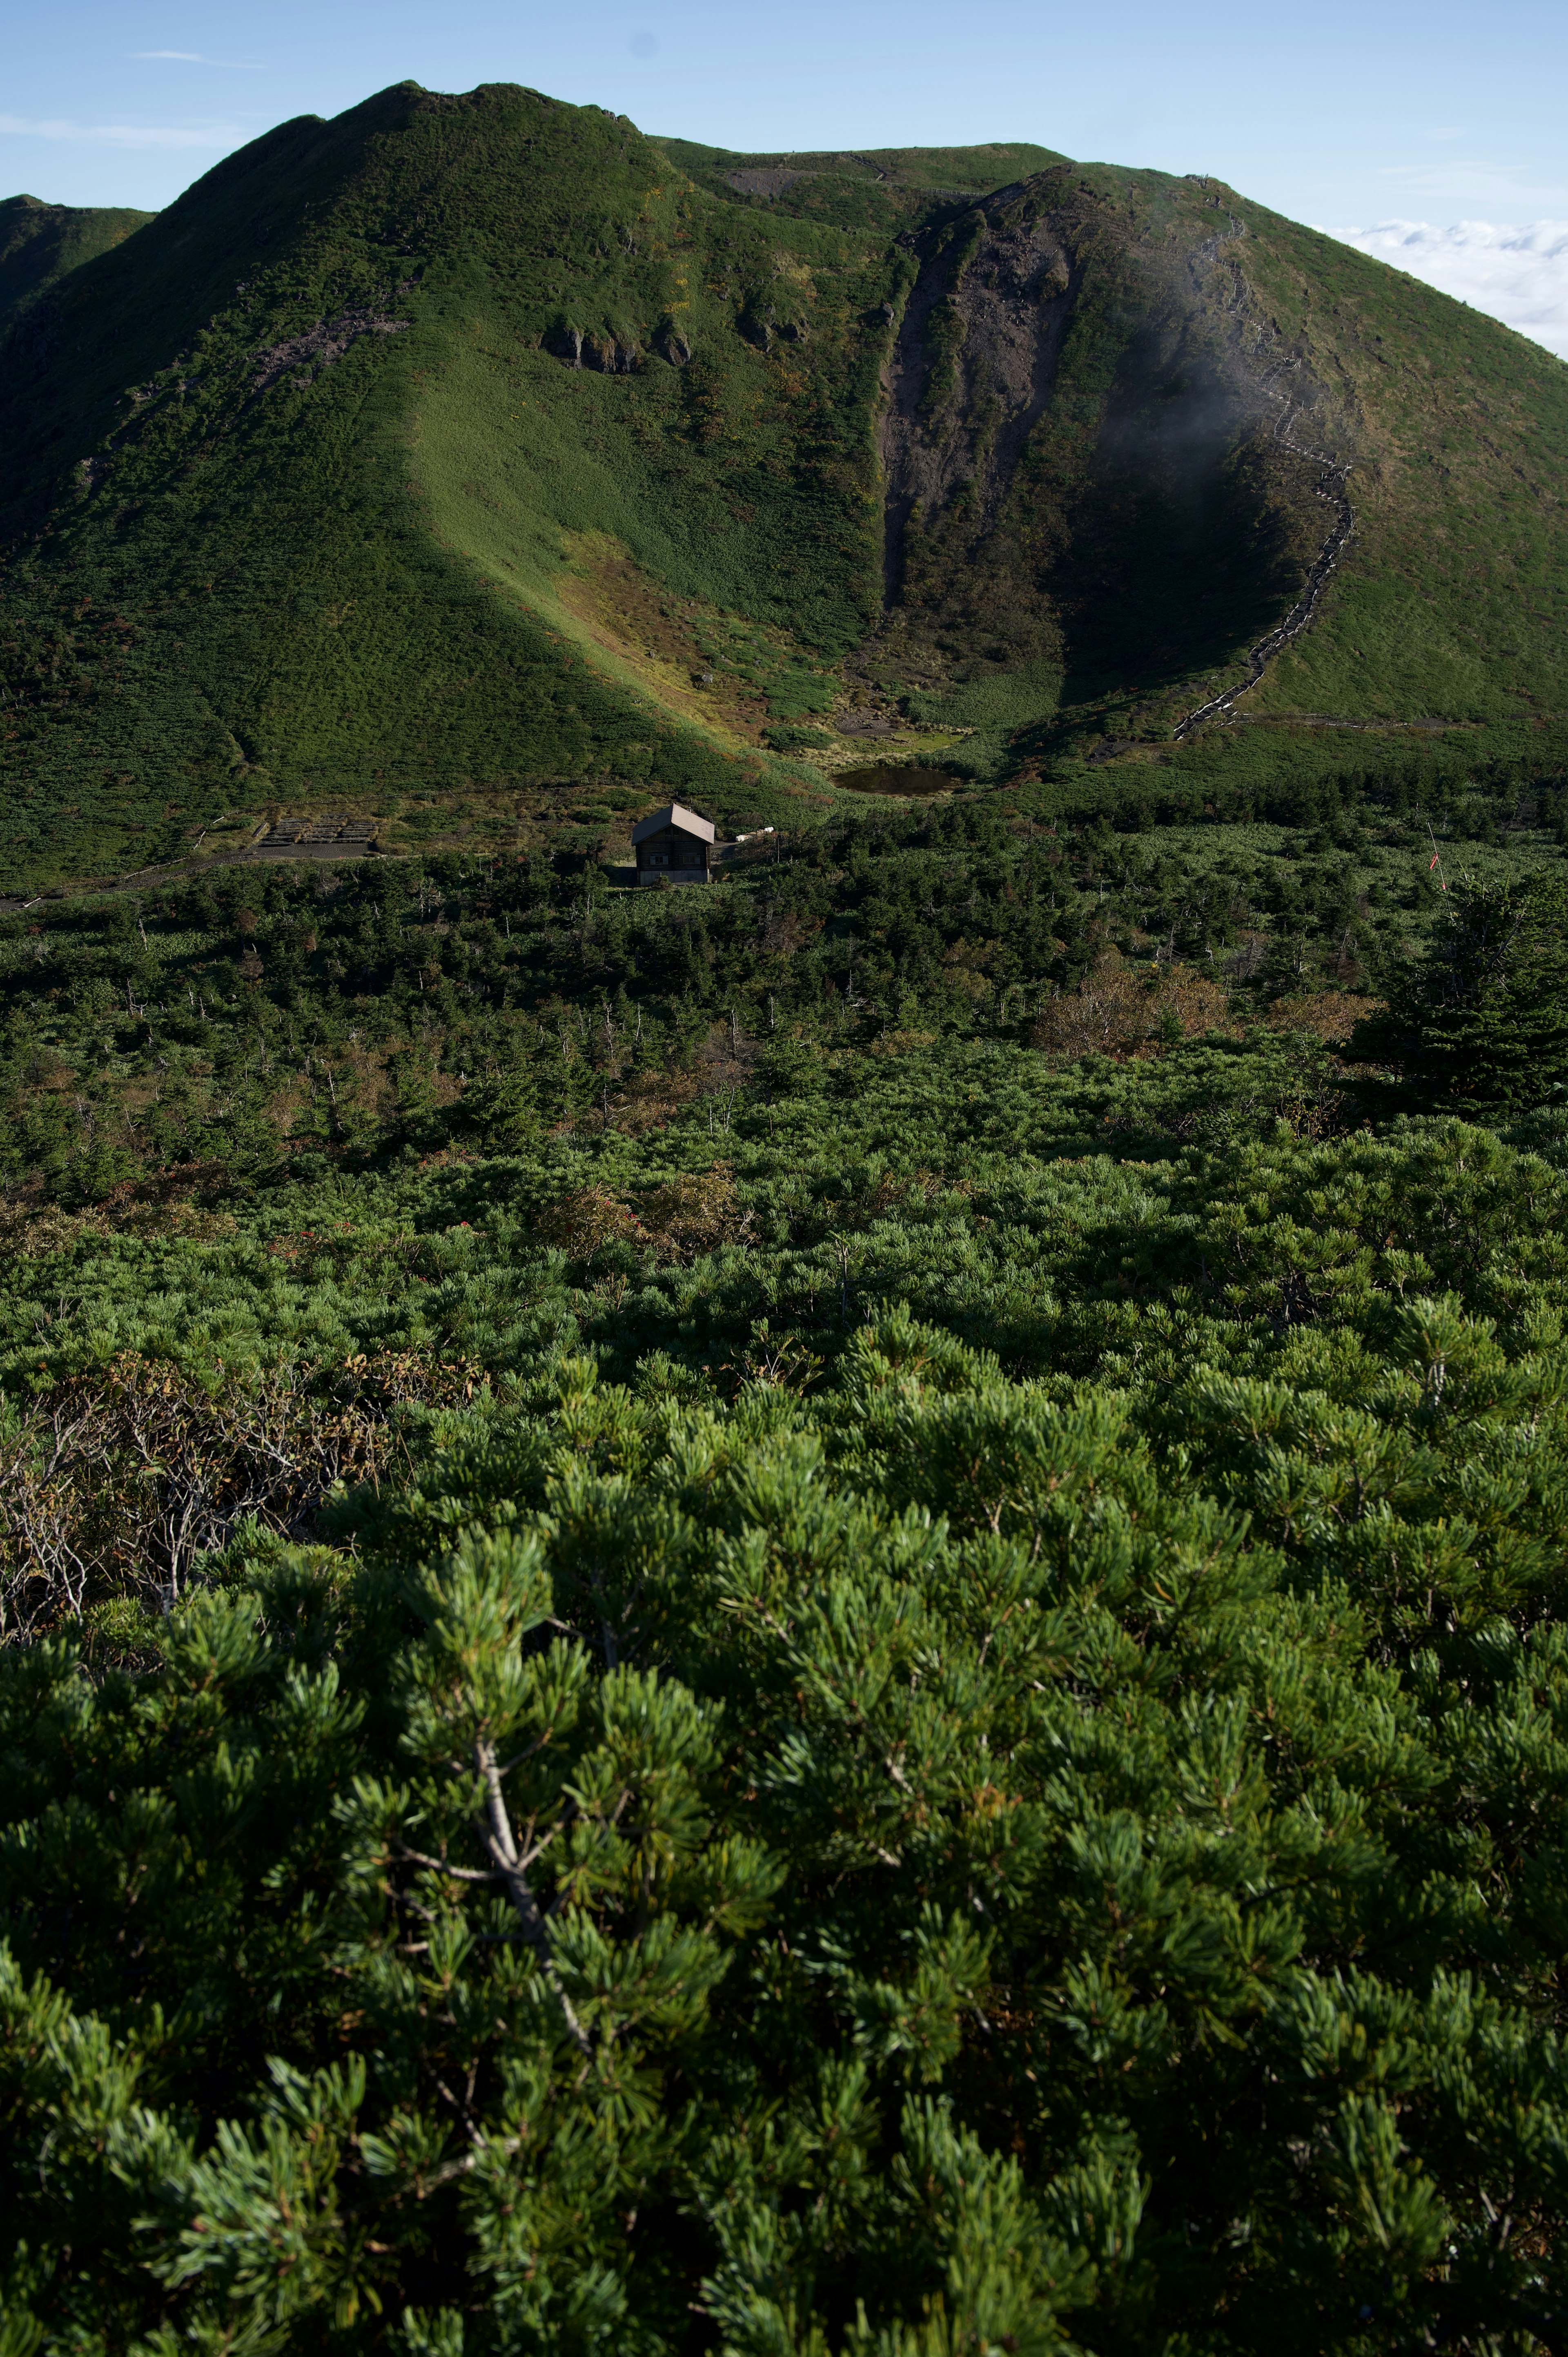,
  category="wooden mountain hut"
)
[632,803,716,885]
